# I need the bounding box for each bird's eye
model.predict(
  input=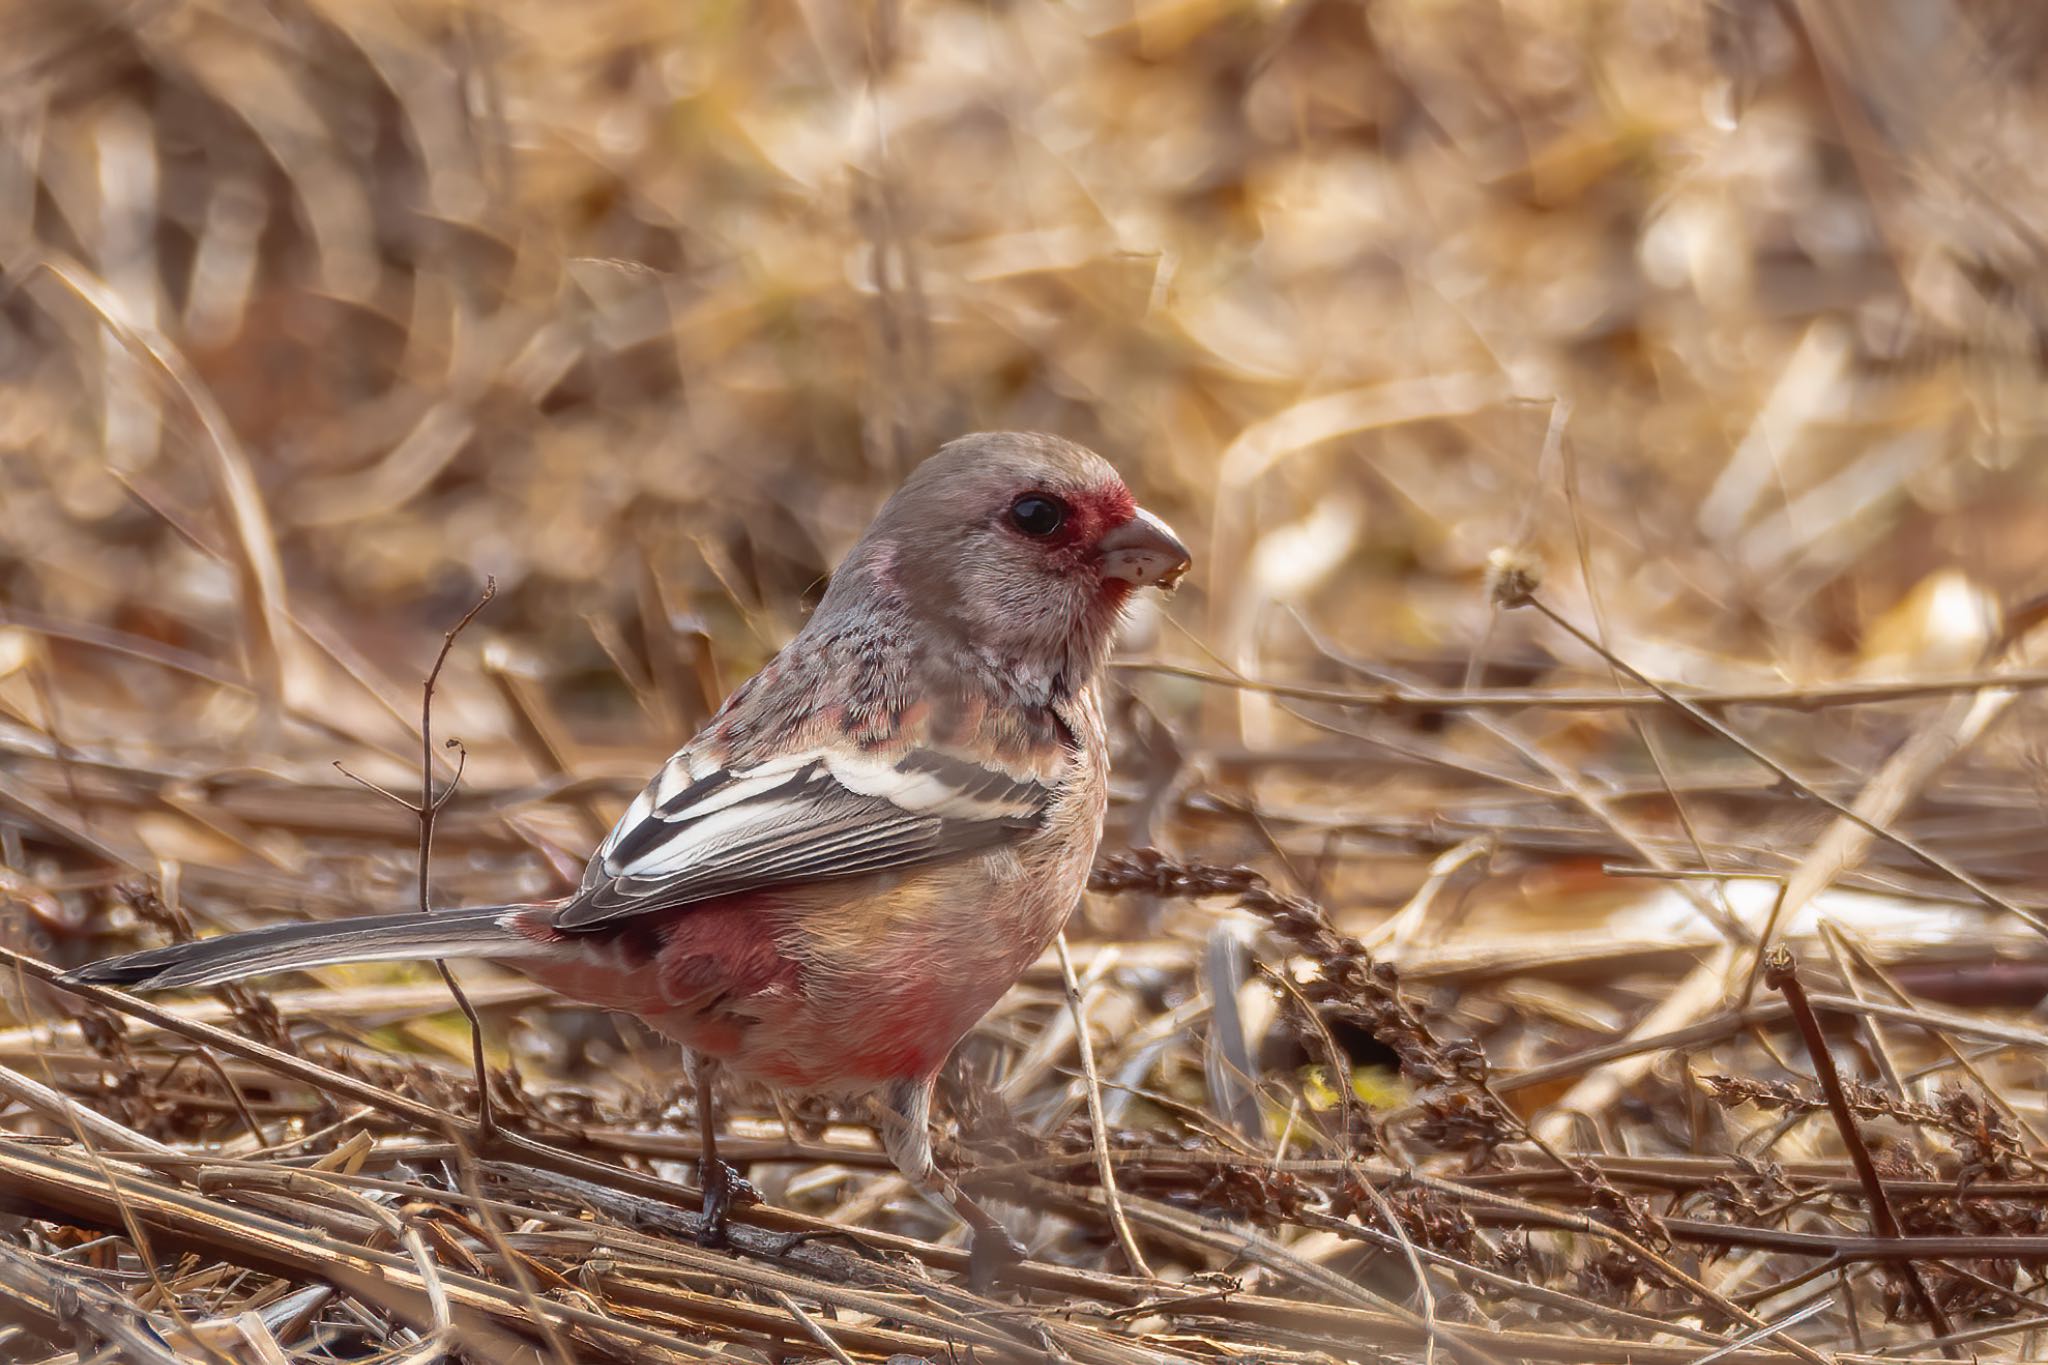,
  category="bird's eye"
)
[1008,494,1067,537]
